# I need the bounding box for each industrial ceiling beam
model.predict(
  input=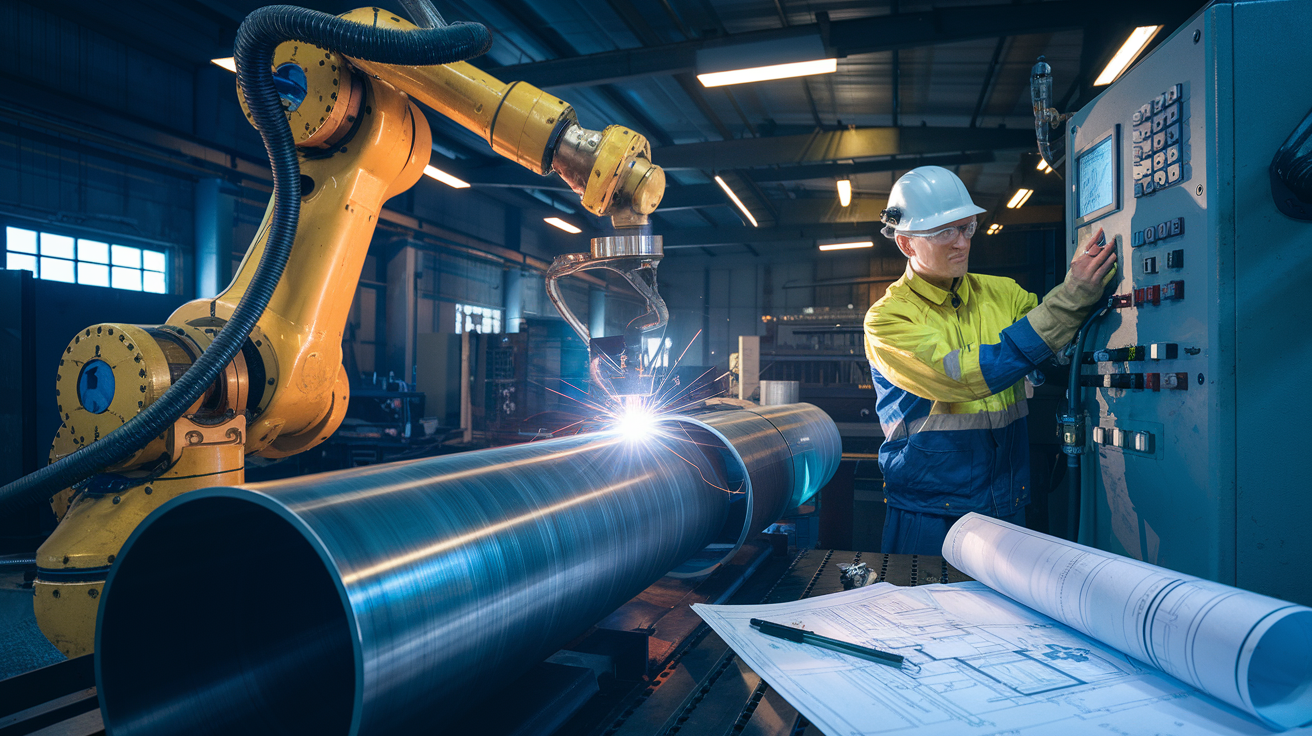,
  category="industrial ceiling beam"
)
[484,1,1188,89]
[992,205,1064,226]
[470,151,995,204]
[661,186,892,224]
[656,126,1032,170]
[604,0,735,141]
[661,221,887,249]
[748,150,996,184]
[659,196,889,249]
